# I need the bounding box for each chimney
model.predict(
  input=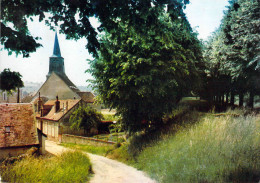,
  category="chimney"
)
[55,95,60,112]
[66,101,68,111]
[37,92,42,112]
